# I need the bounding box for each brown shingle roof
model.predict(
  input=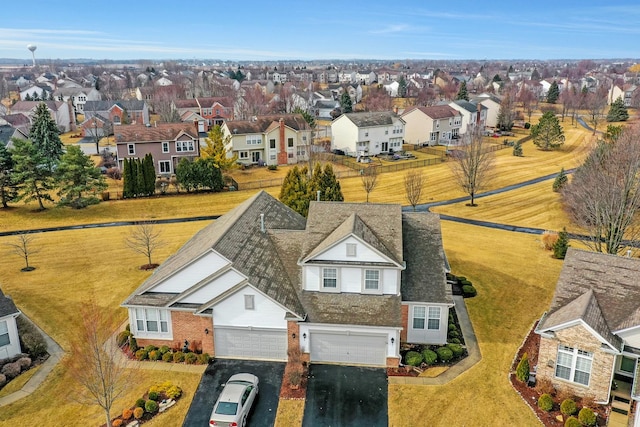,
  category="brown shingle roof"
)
[342,111,400,127]
[225,114,309,135]
[114,123,199,143]
[402,105,460,119]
